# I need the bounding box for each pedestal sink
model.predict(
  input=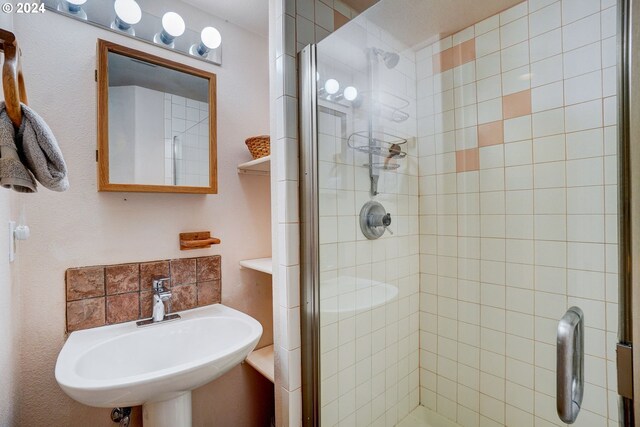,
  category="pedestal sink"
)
[55,304,262,427]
